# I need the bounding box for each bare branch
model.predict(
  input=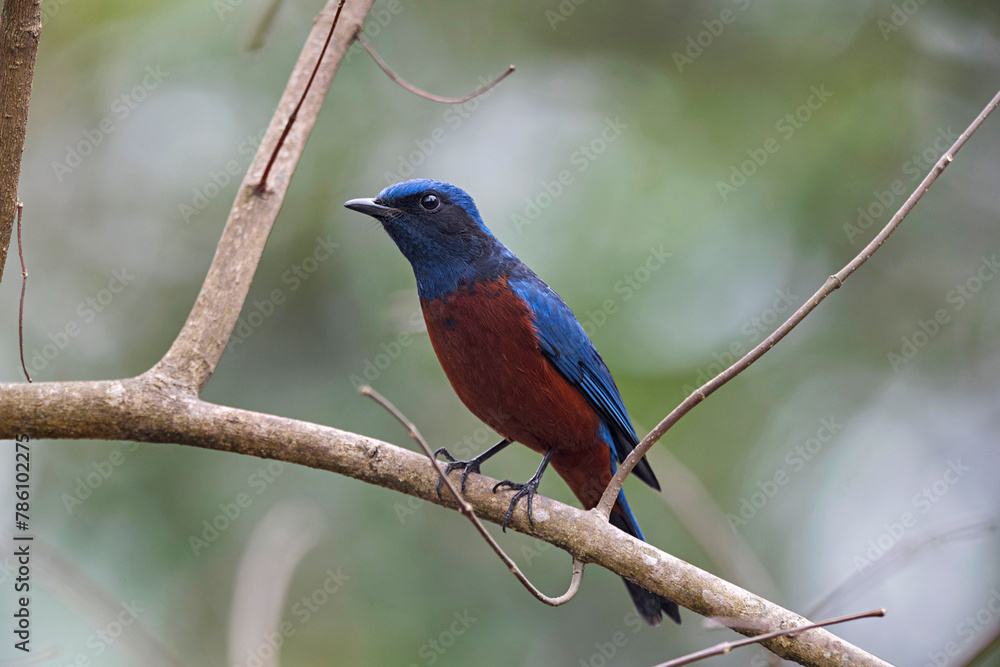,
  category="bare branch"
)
[149,0,375,392]
[0,0,41,288]
[598,88,1000,516]
[360,385,585,607]
[0,378,893,667]
[358,35,515,104]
